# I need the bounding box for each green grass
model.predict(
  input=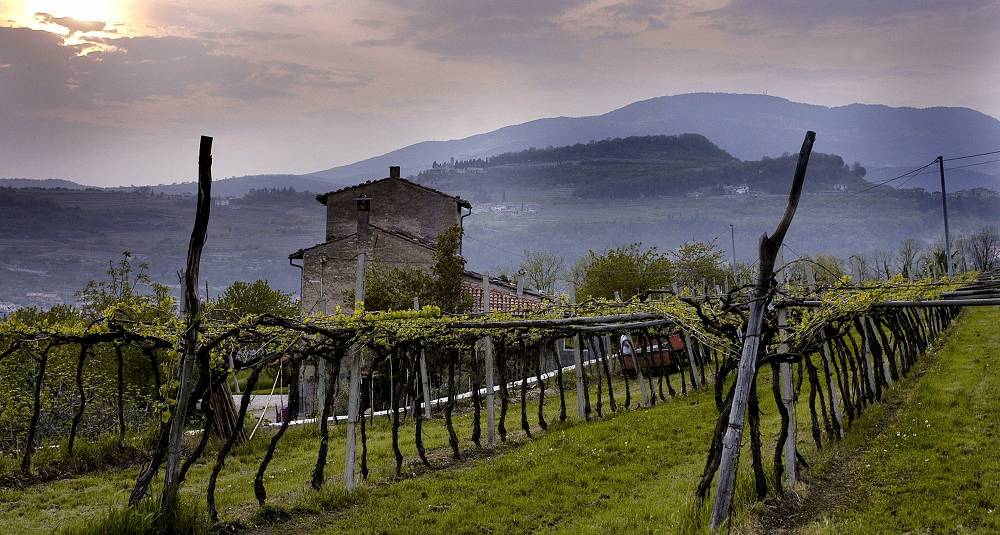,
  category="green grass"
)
[792,306,1000,534]
[3,367,769,534]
